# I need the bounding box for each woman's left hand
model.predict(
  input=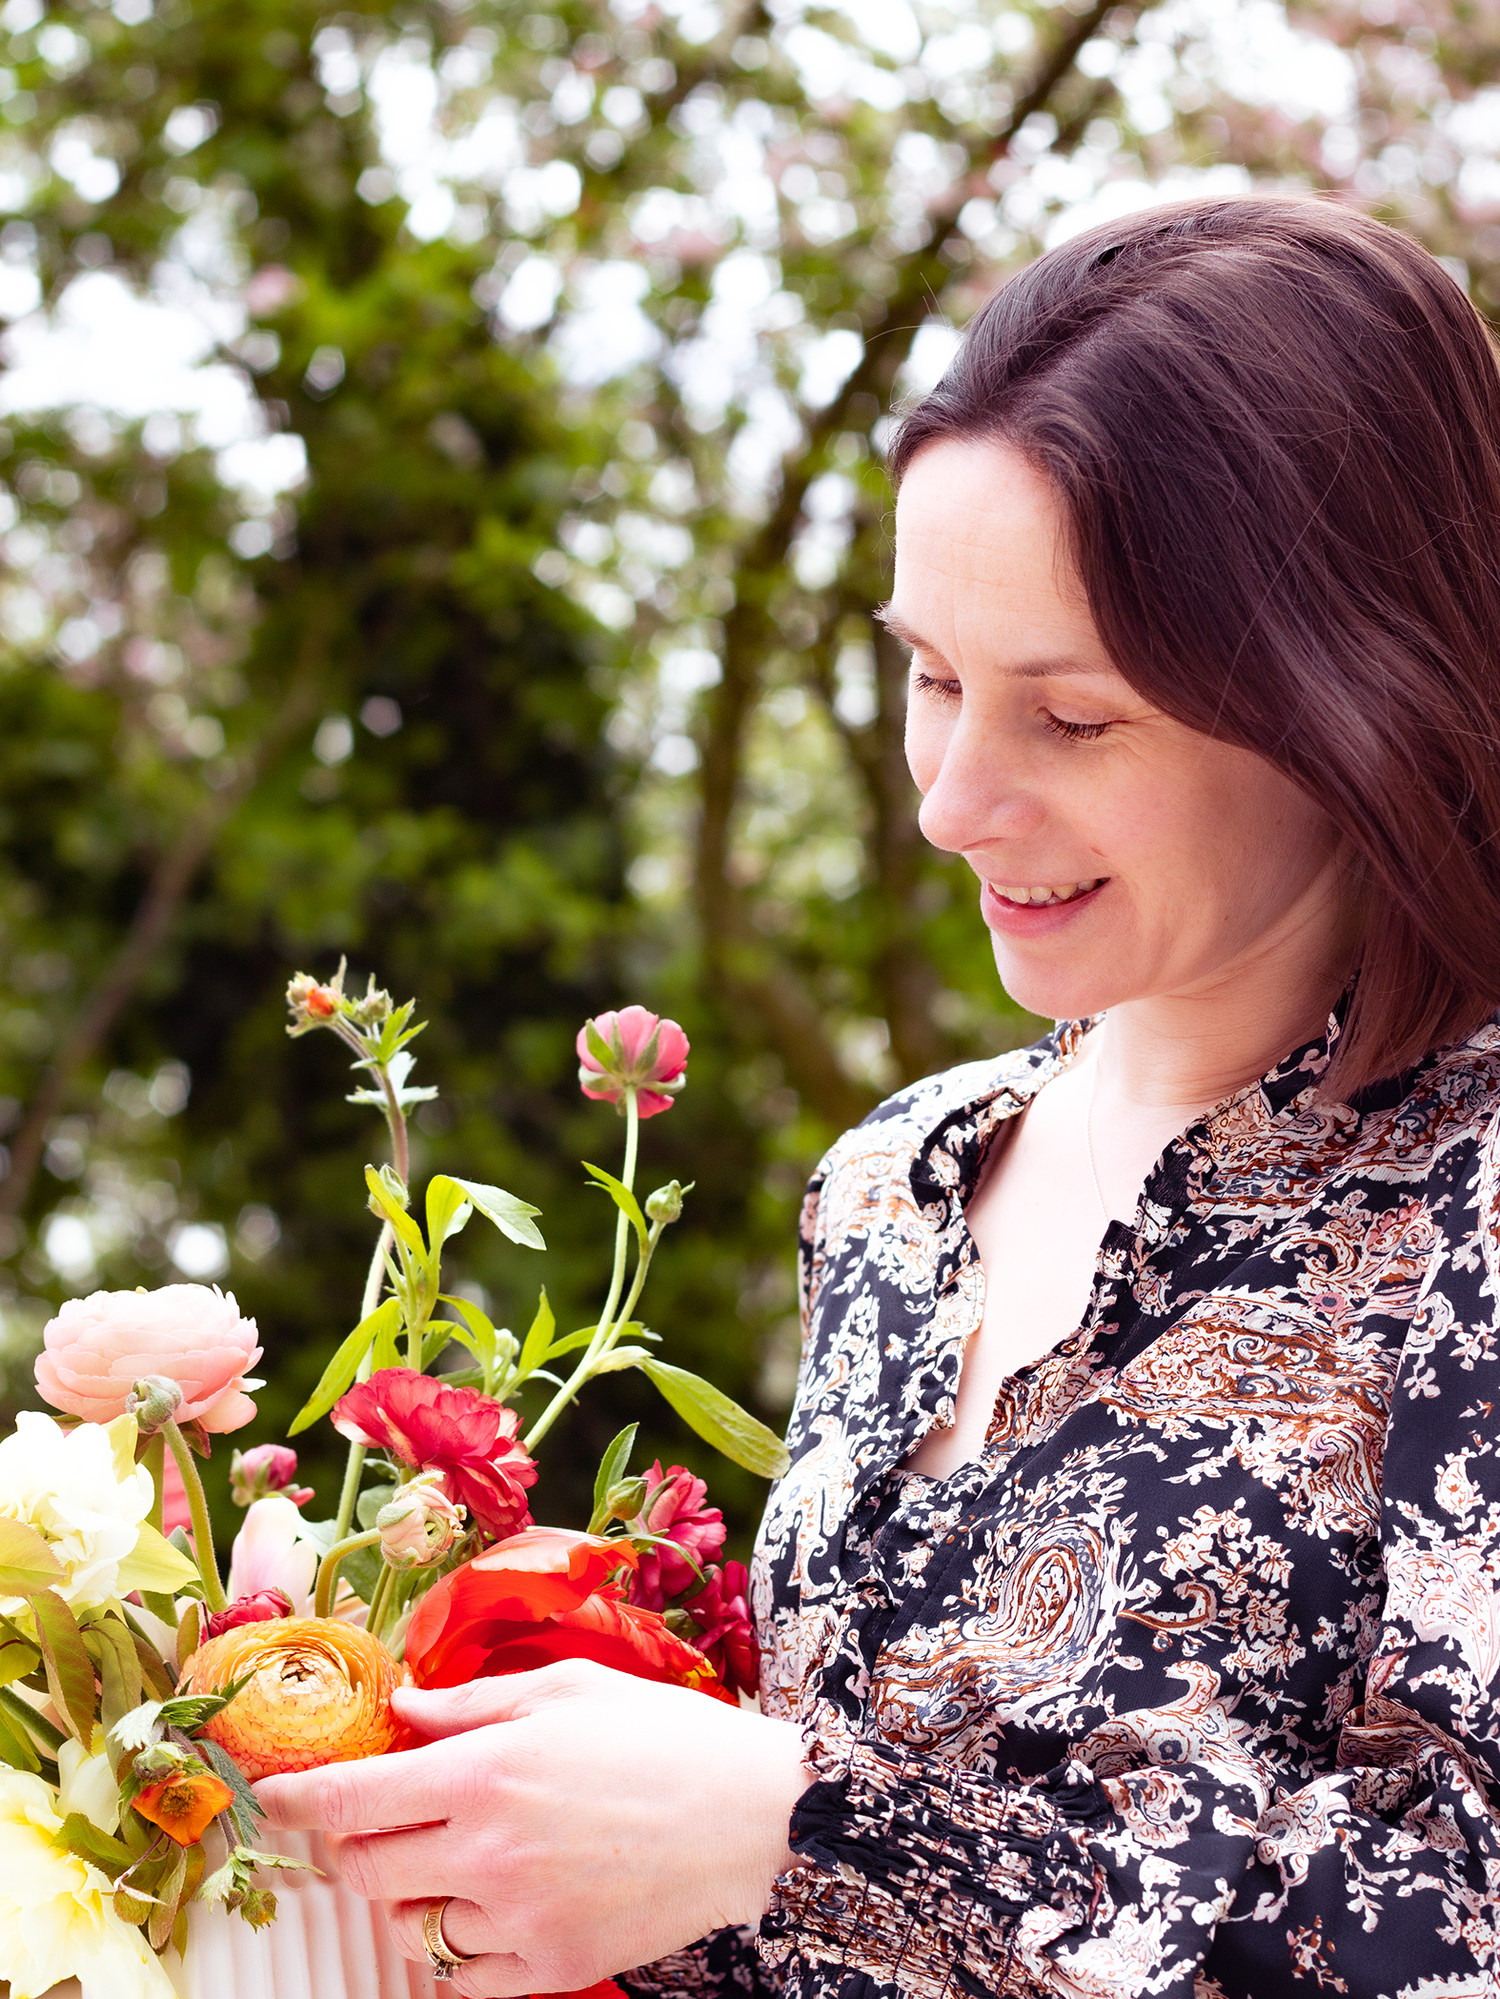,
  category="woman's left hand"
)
[253,1660,811,1997]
